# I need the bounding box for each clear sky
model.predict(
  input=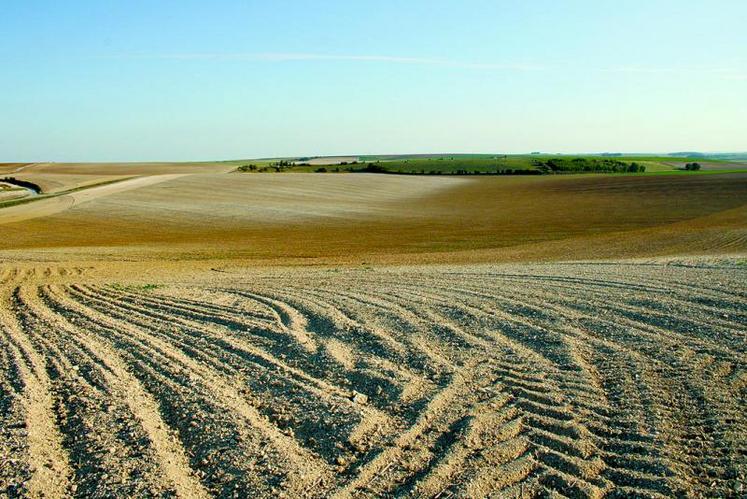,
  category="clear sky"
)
[1,1,745,161]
